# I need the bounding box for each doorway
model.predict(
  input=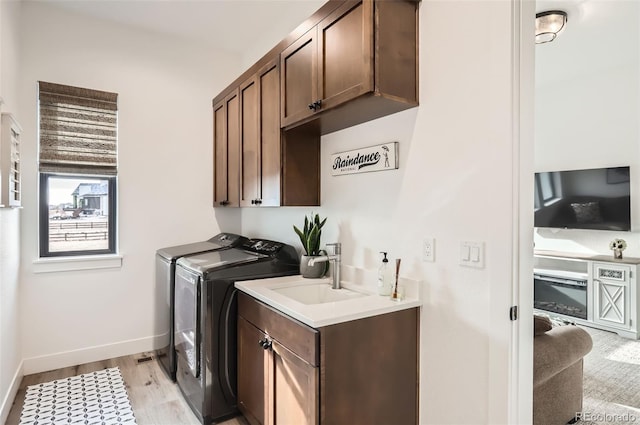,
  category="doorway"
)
[530,0,640,422]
